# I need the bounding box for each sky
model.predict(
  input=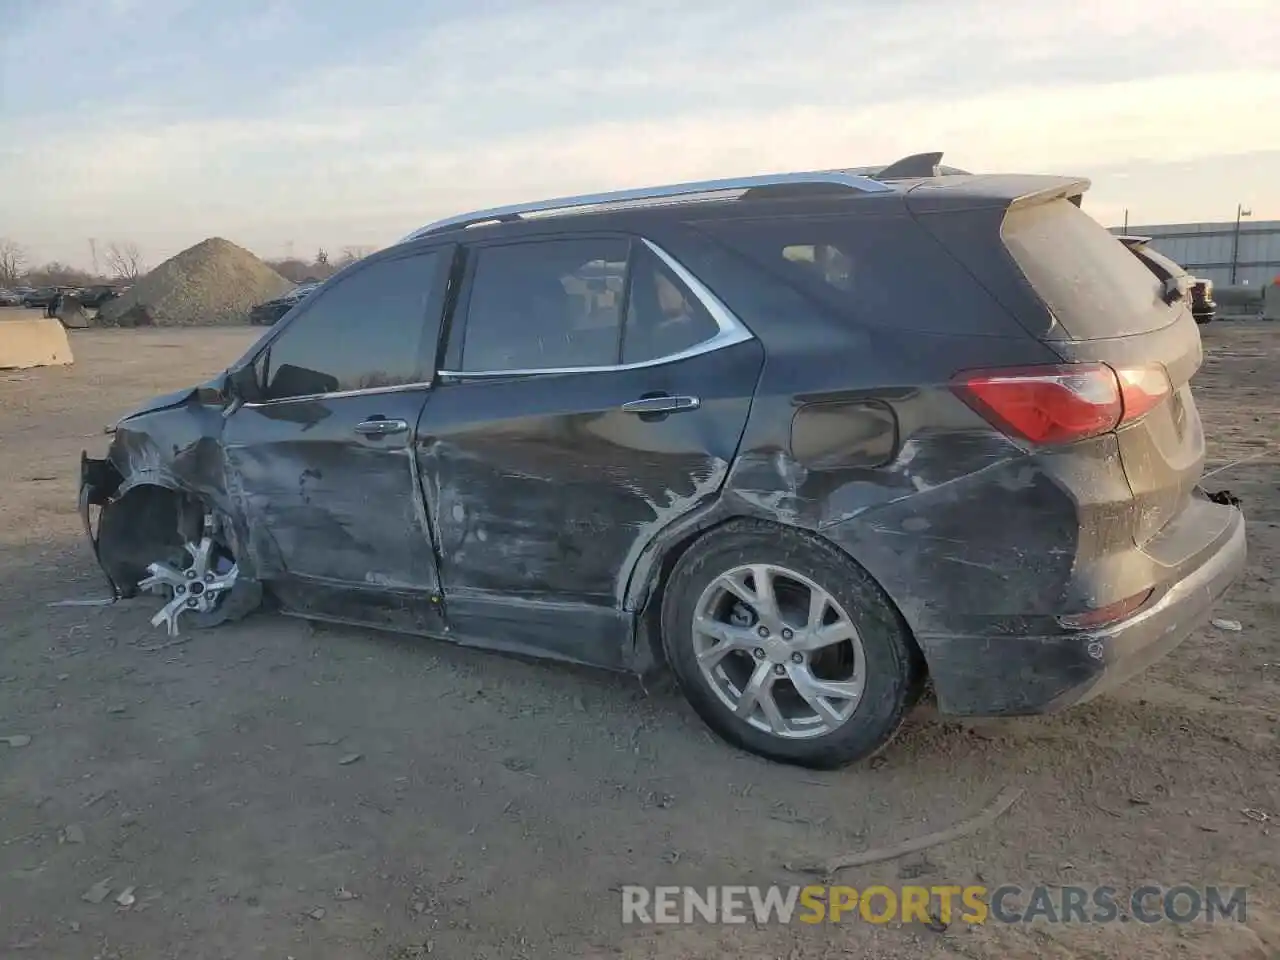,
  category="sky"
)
[1,0,1278,271]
